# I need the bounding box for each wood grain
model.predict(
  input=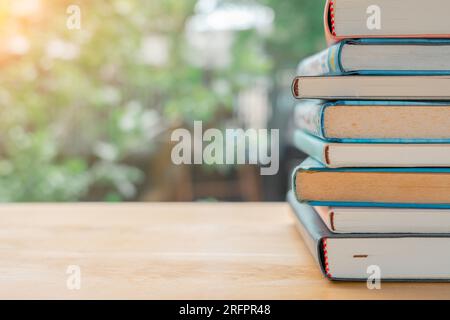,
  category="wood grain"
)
[0,203,448,300]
